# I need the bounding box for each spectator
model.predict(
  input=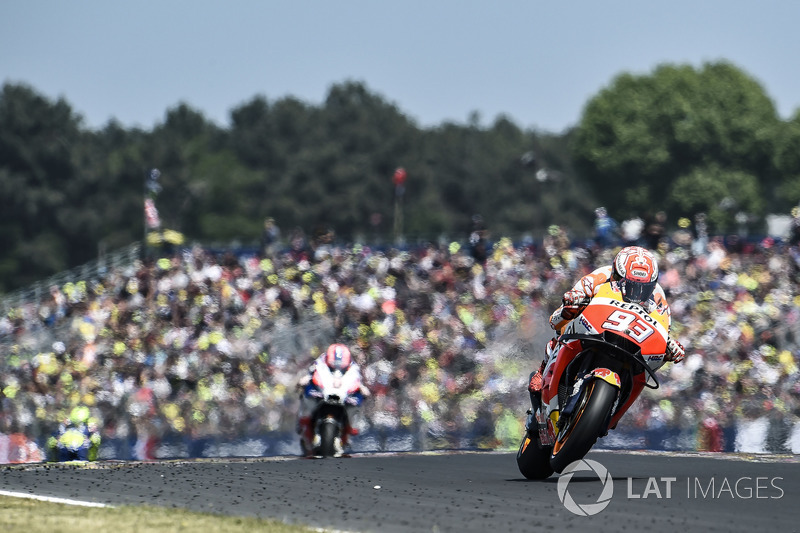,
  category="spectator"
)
[692,212,709,256]
[593,207,619,248]
[644,211,667,250]
[789,207,800,247]
[620,215,644,246]
[1,220,799,461]
[469,215,489,266]
[260,217,281,258]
